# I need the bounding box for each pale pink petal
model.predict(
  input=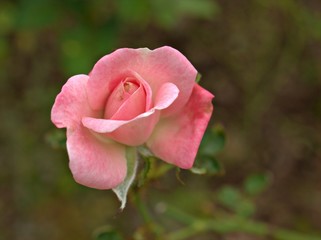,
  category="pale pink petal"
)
[87,49,149,111]
[82,83,179,146]
[109,84,146,120]
[51,75,127,189]
[83,110,156,133]
[130,71,153,110]
[51,75,92,129]
[147,84,214,169]
[106,113,160,146]
[87,47,196,115]
[67,126,127,189]
[141,46,197,116]
[104,79,138,119]
[154,82,180,110]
